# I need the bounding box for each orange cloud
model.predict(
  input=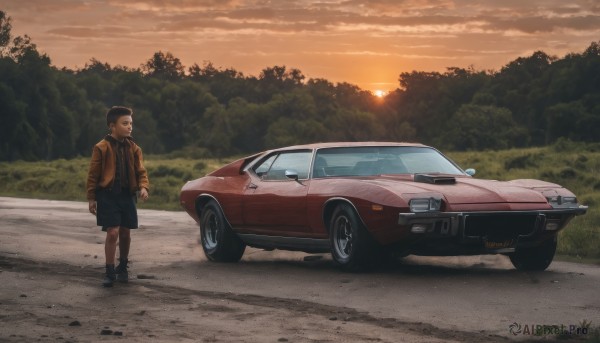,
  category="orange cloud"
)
[3,0,598,91]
